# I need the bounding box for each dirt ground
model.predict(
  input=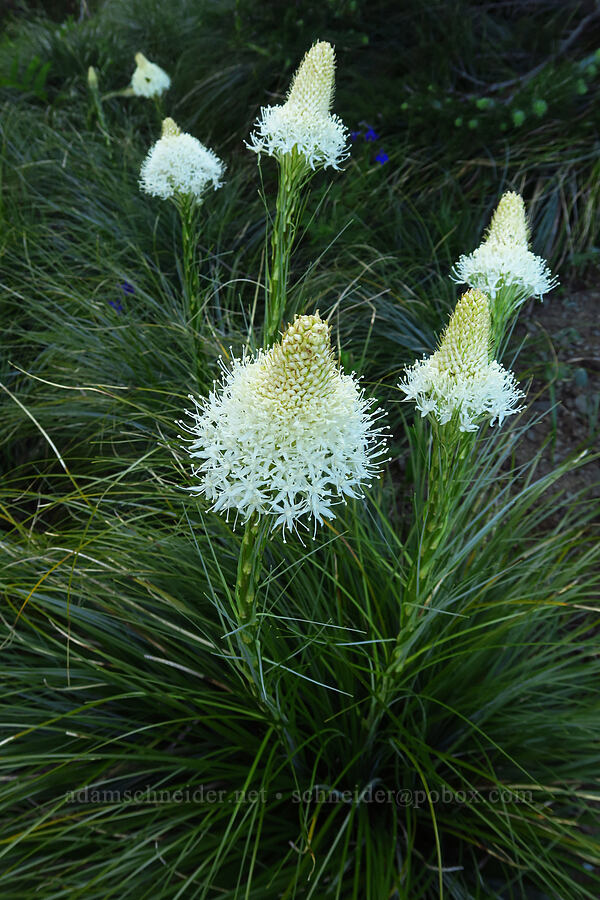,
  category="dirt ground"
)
[513,286,600,510]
